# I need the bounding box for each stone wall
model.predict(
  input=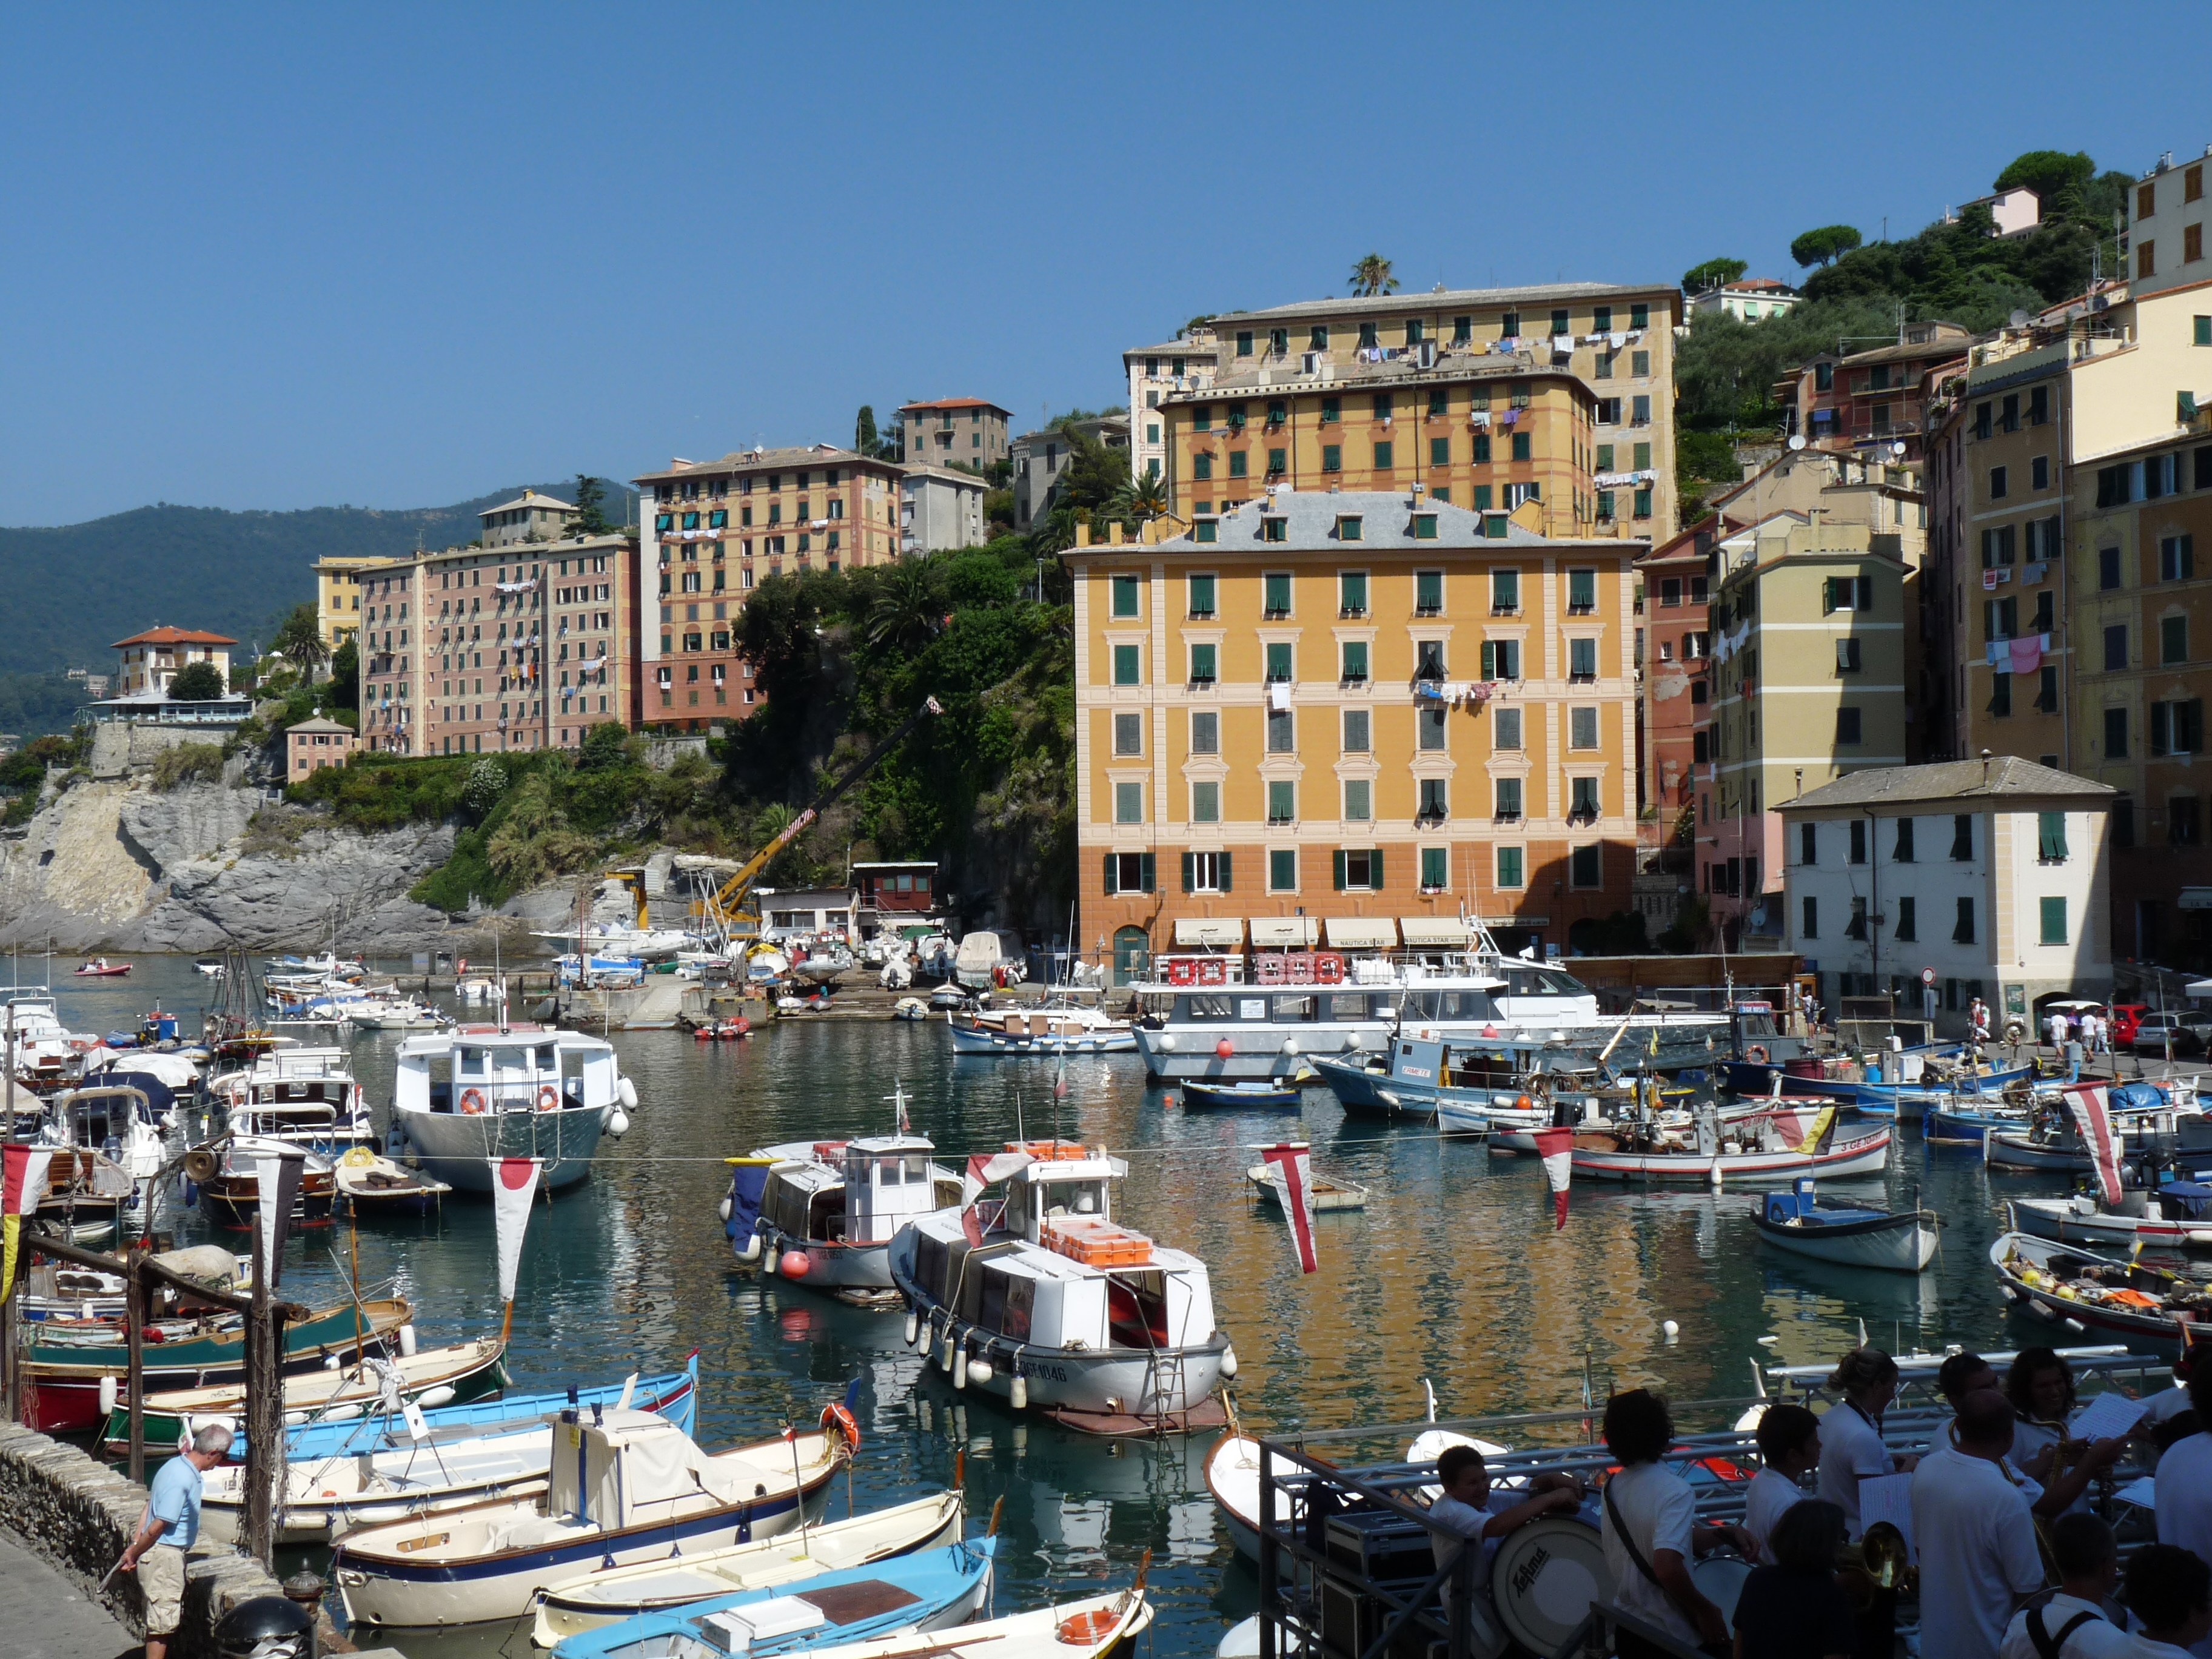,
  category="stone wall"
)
[0,1420,343,1656]
[87,721,243,781]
